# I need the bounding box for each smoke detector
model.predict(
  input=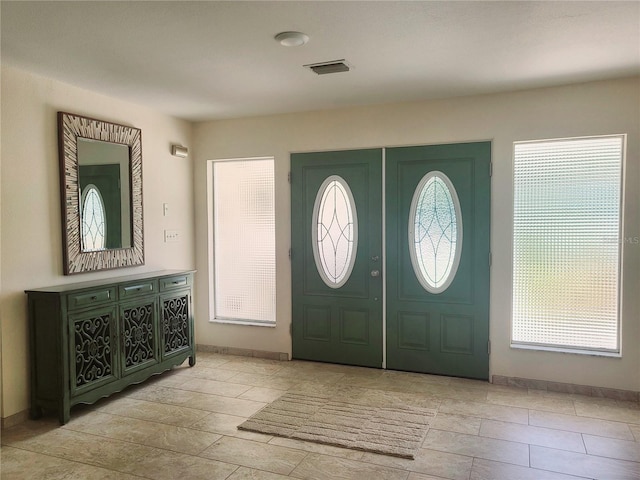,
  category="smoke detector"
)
[304,59,352,75]
[274,31,309,47]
